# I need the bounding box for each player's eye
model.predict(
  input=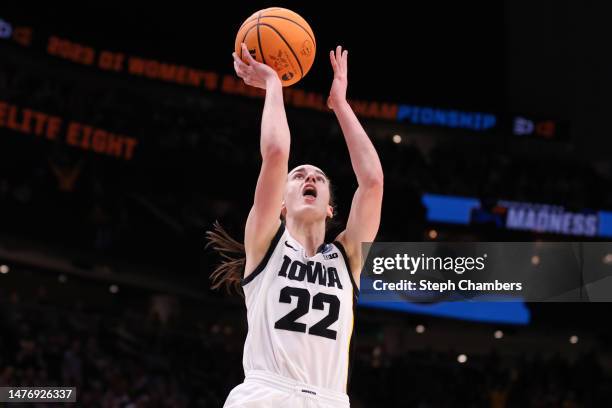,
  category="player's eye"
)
[294,173,304,179]
[317,176,325,182]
